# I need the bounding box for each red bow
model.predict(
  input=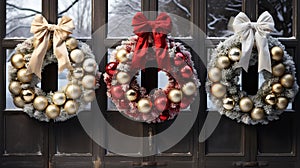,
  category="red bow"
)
[131,12,172,71]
